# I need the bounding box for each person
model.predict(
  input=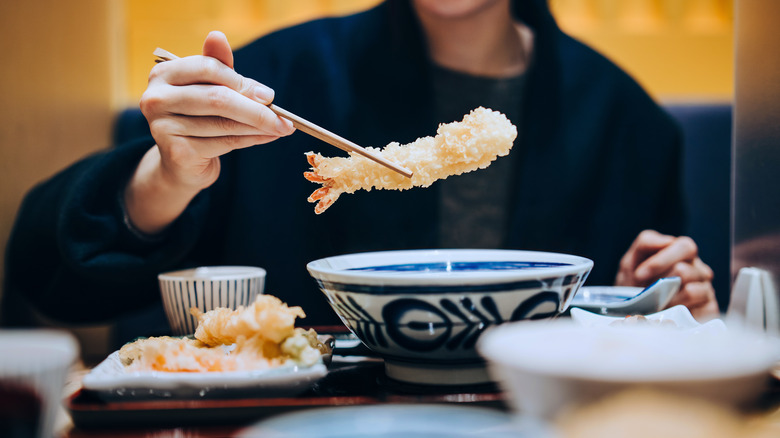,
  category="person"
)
[2,0,717,344]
